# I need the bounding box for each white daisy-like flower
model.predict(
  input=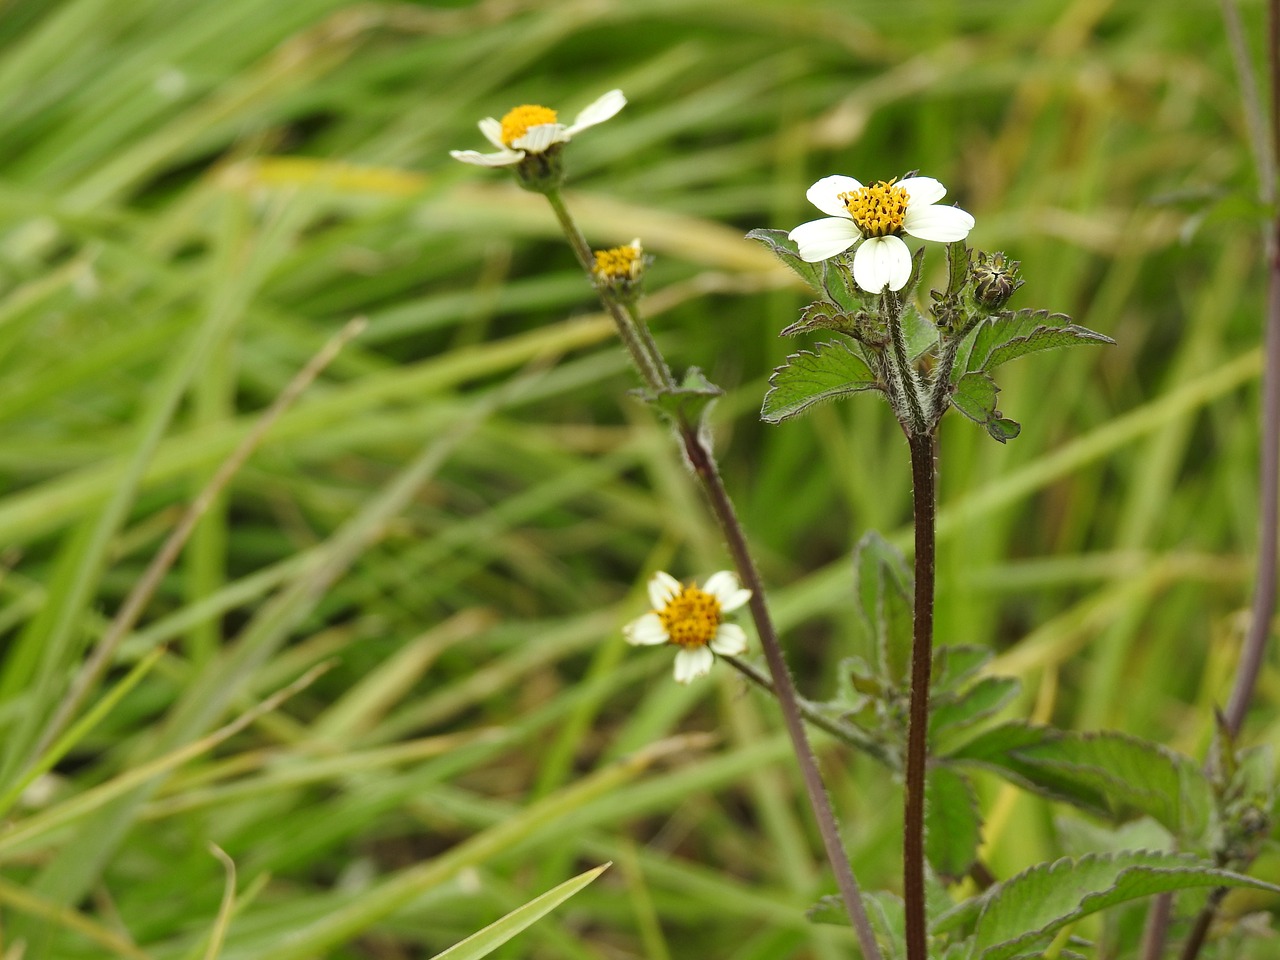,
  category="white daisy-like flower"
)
[787,175,975,293]
[450,90,626,167]
[623,571,752,684]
